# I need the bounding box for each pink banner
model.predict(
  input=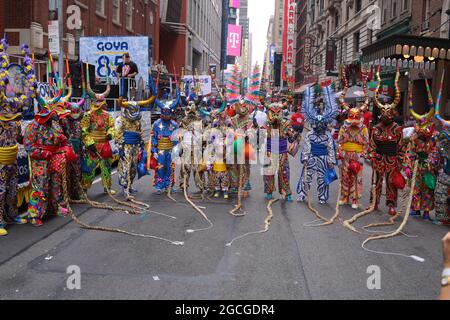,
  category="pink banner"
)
[227,24,242,57]
[230,0,240,8]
